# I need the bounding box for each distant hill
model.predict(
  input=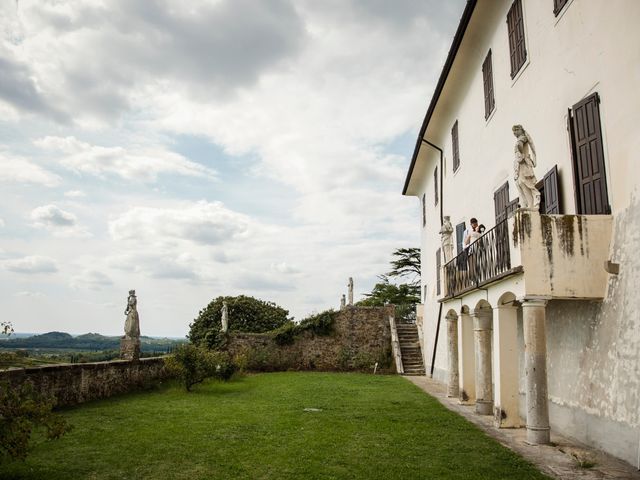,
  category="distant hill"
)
[0,331,185,352]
